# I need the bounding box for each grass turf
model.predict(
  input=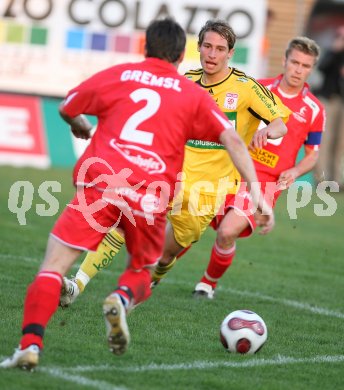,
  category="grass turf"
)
[0,166,343,390]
